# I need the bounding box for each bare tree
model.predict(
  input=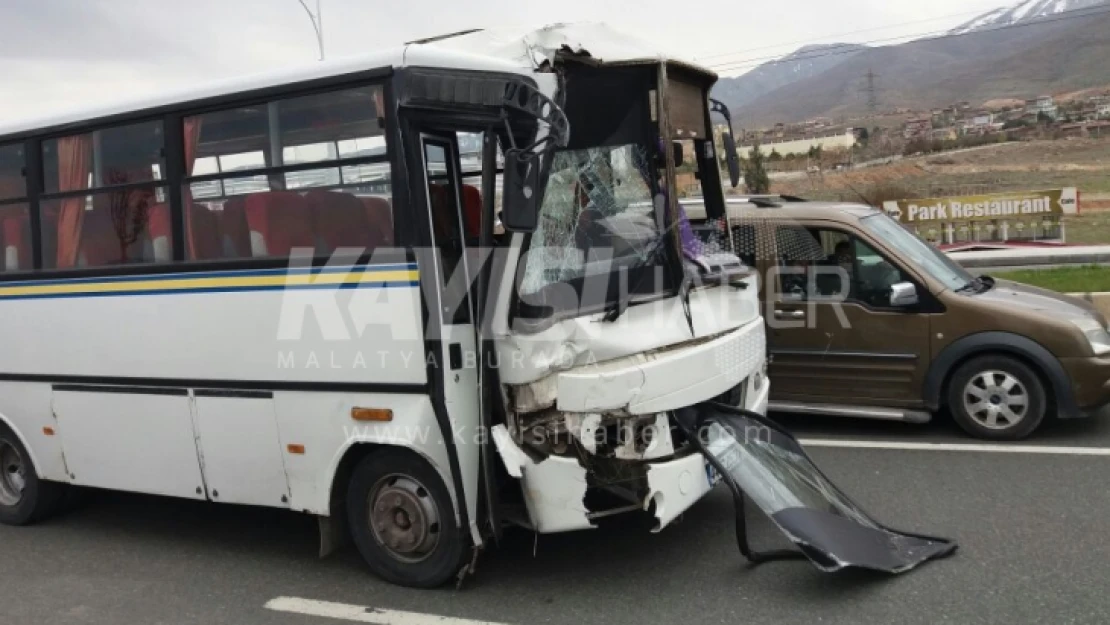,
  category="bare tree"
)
[105,170,151,263]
